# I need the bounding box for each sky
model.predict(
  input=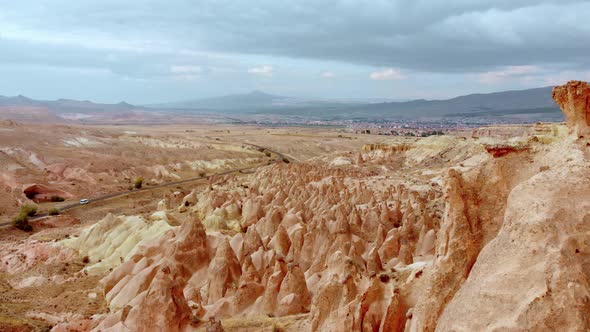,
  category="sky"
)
[1,0,590,104]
